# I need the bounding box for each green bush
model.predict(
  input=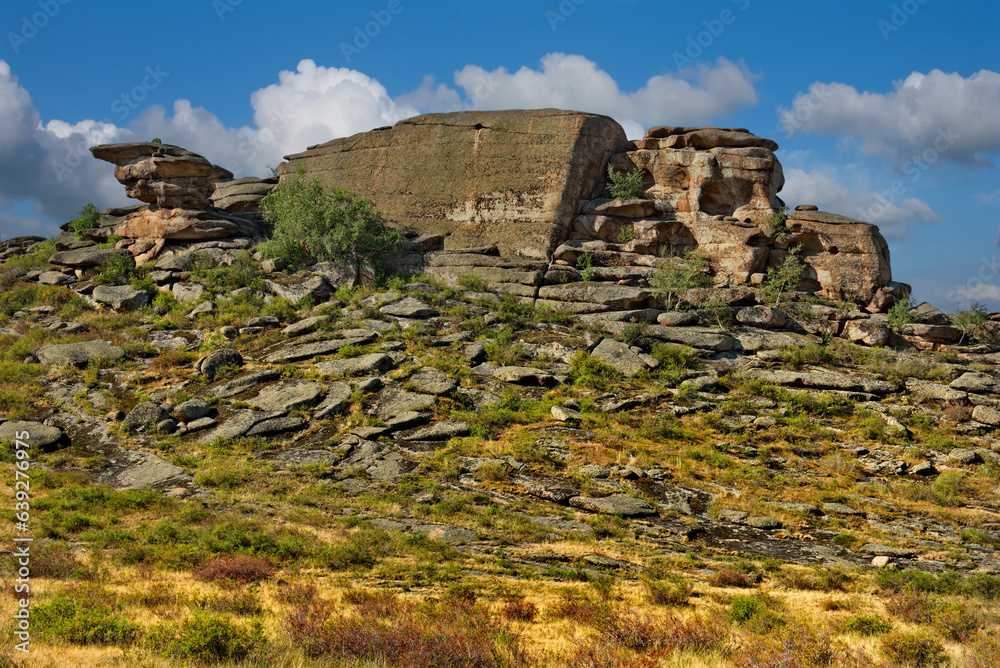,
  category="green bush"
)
[67,203,102,237]
[259,170,404,271]
[644,575,692,606]
[843,614,893,636]
[759,246,804,307]
[153,611,266,663]
[650,249,713,310]
[603,165,646,200]
[887,295,918,331]
[763,205,789,236]
[952,302,989,344]
[34,584,140,646]
[193,250,263,293]
[576,251,595,281]
[95,252,140,286]
[880,630,947,667]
